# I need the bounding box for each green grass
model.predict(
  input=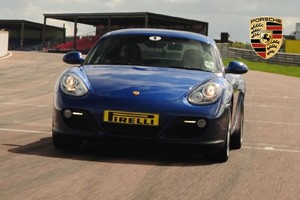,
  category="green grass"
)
[223,58,300,78]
